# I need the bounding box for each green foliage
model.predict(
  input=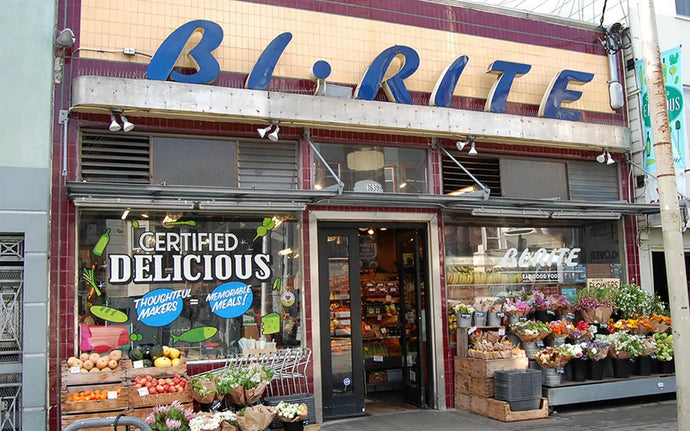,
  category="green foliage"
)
[615,284,666,319]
